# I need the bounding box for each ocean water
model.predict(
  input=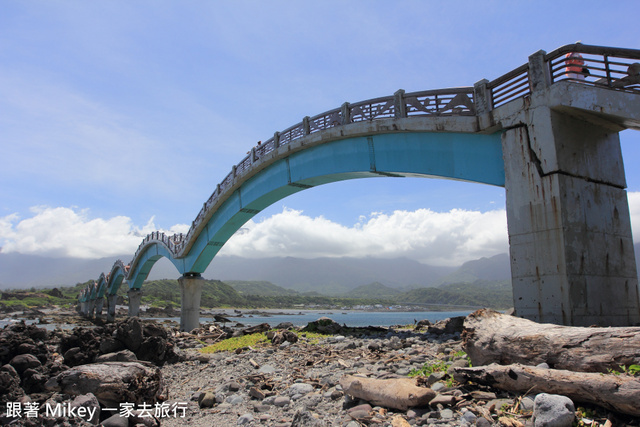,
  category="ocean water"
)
[0,309,473,330]
[194,309,472,328]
